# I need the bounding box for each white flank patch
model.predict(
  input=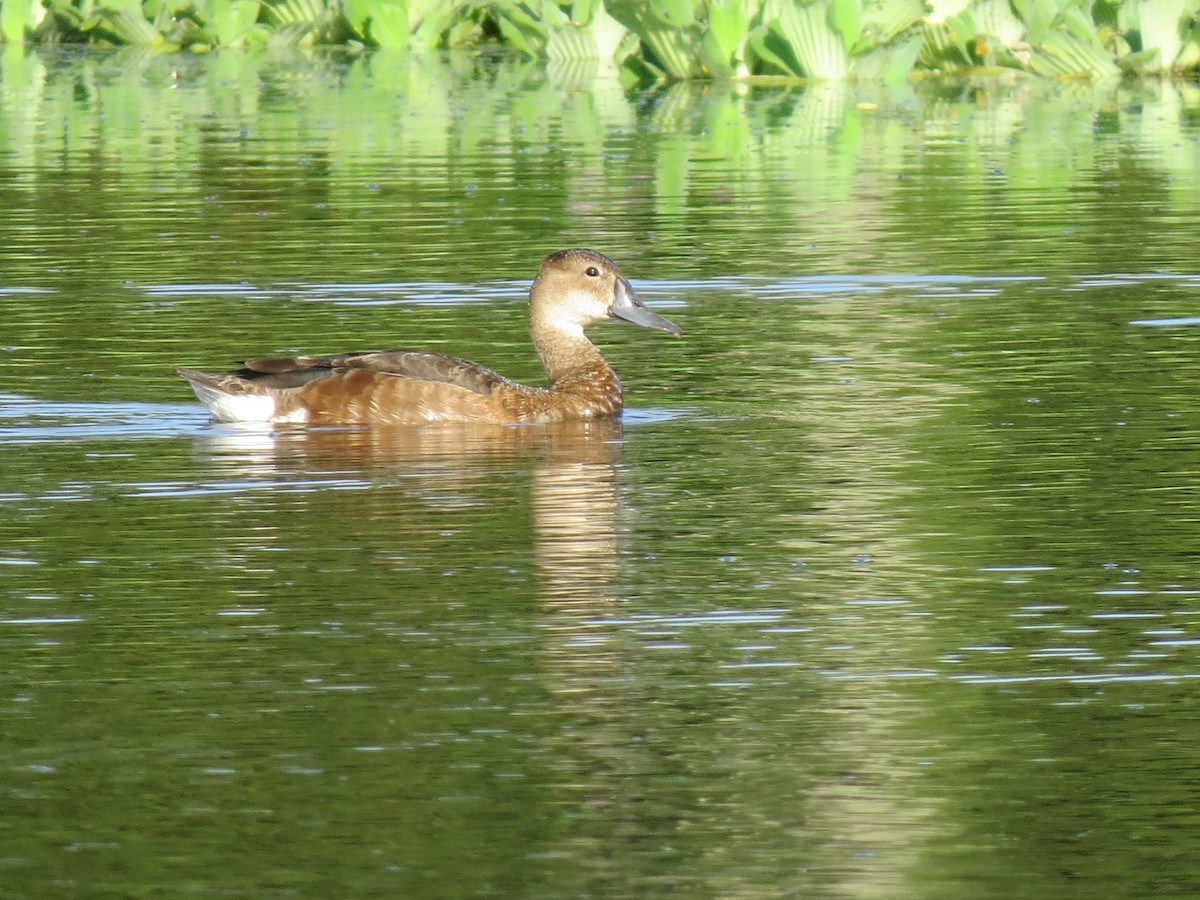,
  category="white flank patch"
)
[189,382,277,423]
[272,406,309,424]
